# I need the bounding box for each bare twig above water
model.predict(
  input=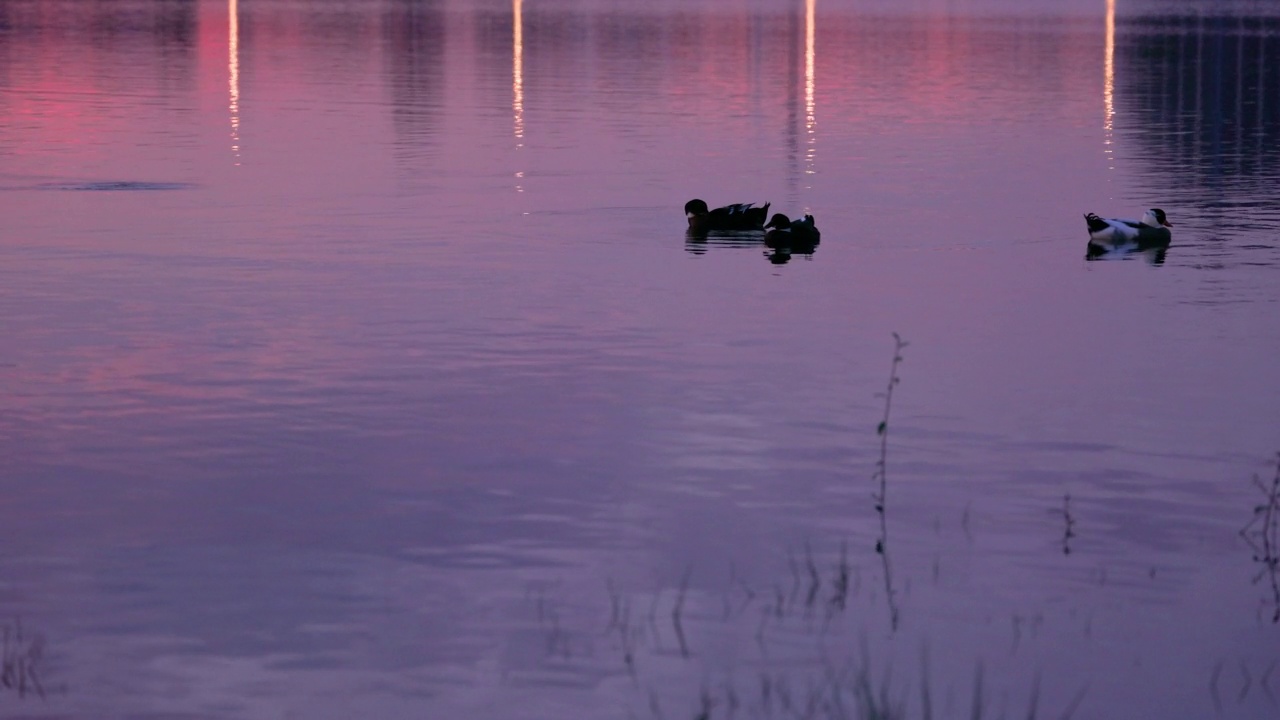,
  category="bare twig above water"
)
[1056,494,1077,556]
[872,333,907,632]
[872,332,908,519]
